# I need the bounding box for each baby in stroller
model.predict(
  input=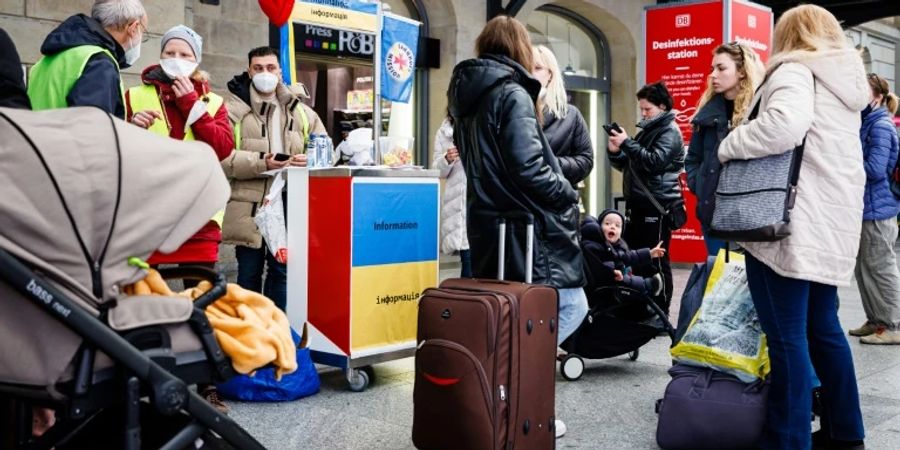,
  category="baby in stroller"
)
[556,209,675,381]
[581,209,665,300]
